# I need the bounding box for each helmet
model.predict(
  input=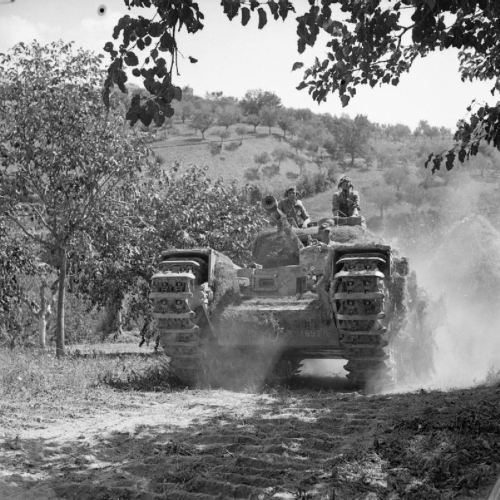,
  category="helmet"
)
[338,175,353,188]
[284,186,297,197]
